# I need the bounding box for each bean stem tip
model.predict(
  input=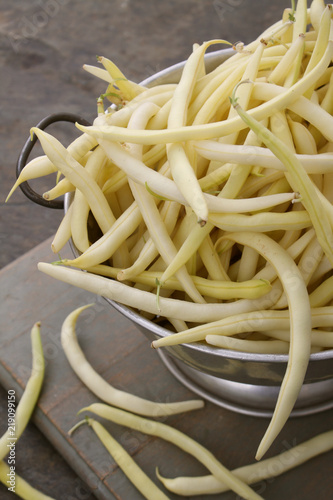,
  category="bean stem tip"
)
[67,418,88,436]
